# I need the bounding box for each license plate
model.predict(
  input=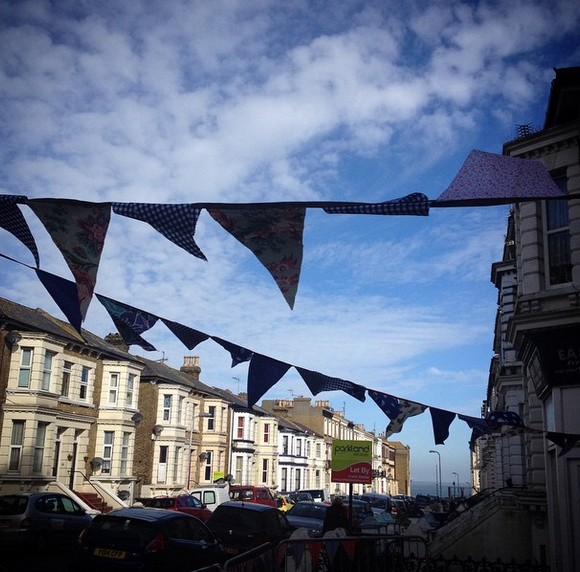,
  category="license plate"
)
[224,546,239,555]
[94,547,126,559]
[0,521,9,528]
